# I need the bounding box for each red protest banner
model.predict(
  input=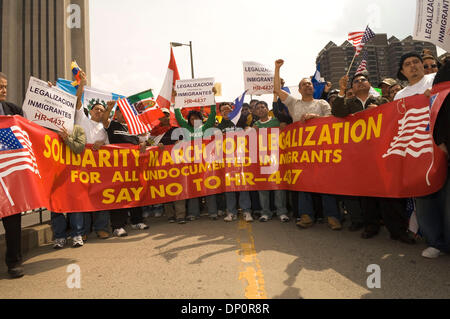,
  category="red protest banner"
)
[0,83,448,218]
